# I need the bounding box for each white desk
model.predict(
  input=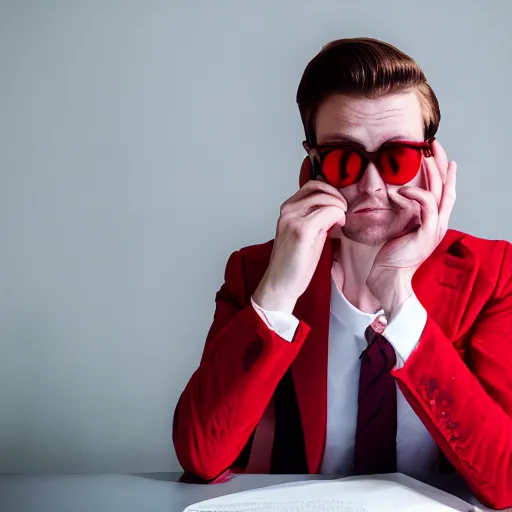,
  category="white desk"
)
[0,473,507,512]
